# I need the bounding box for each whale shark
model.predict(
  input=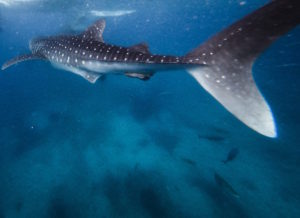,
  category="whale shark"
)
[2,0,300,137]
